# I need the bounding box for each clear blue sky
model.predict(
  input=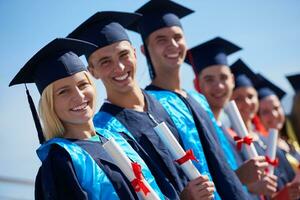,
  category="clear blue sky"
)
[1,1,299,199]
